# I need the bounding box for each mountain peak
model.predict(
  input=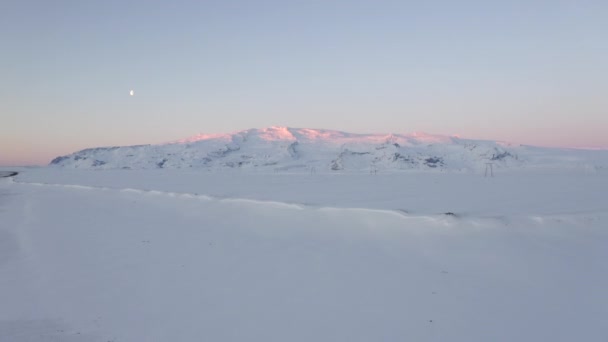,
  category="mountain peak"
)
[175,126,454,146]
[49,127,608,172]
